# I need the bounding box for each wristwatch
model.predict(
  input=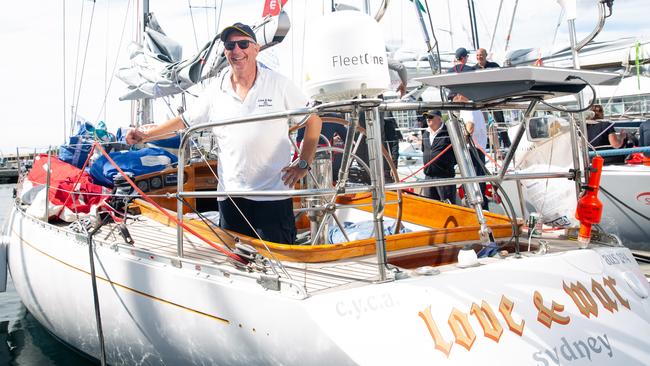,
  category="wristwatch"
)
[297,158,311,170]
